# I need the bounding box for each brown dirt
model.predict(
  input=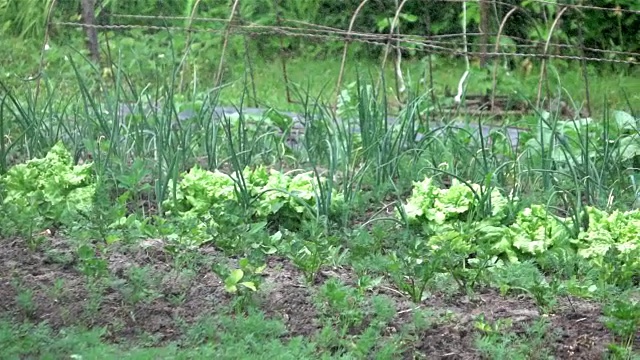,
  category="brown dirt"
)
[0,235,629,359]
